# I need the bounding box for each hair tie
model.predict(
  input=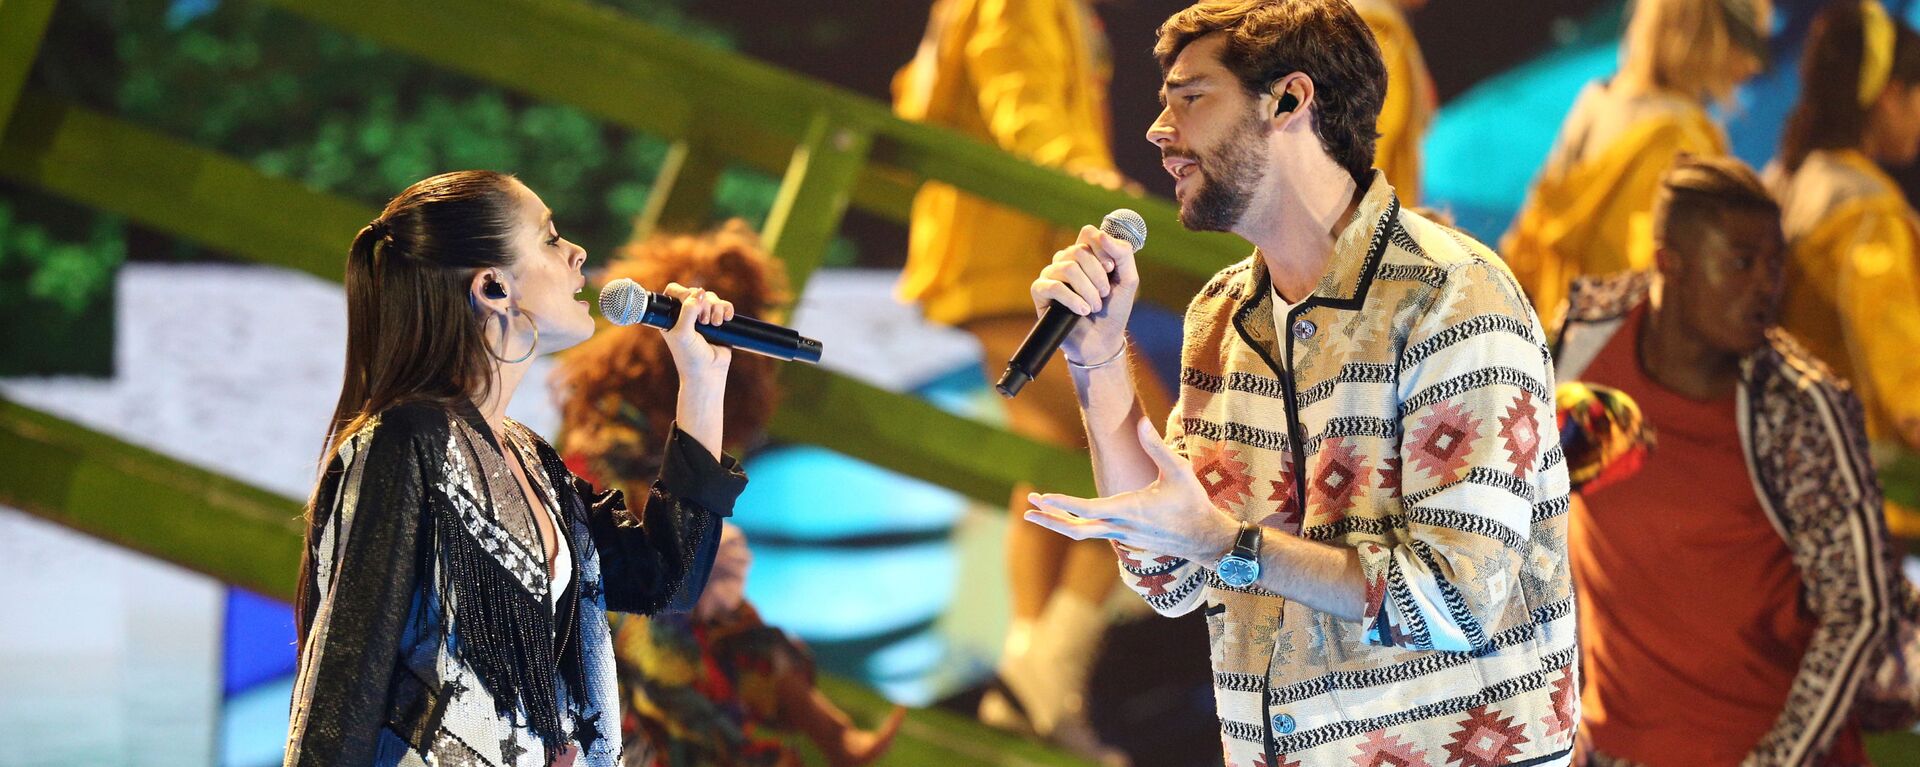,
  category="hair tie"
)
[1860,0,1896,108]
[367,218,392,241]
